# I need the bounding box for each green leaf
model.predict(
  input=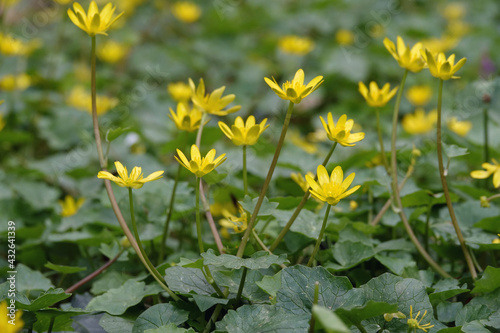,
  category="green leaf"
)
[201,249,288,270]
[215,304,310,333]
[256,271,282,298]
[86,280,162,315]
[16,263,54,294]
[16,288,71,311]
[461,320,491,333]
[472,266,500,294]
[456,287,500,325]
[192,294,229,312]
[45,261,87,274]
[313,305,351,333]
[443,143,469,159]
[328,241,375,271]
[474,217,500,233]
[240,195,279,216]
[429,279,469,306]
[335,300,398,327]
[275,208,323,240]
[164,266,215,296]
[144,323,195,333]
[213,269,269,303]
[203,169,227,185]
[437,302,463,323]
[106,126,134,142]
[99,314,134,333]
[132,303,190,333]
[91,271,133,295]
[276,266,353,315]
[401,190,458,207]
[33,308,88,333]
[14,180,60,210]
